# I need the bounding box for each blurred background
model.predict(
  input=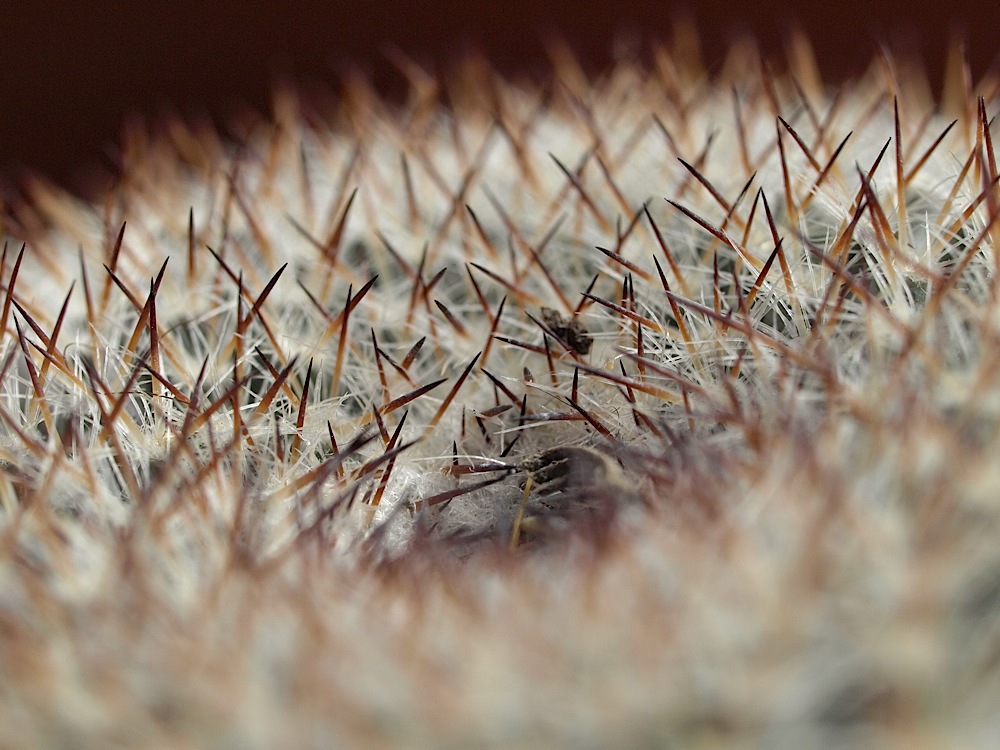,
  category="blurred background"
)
[1,1,996,196]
